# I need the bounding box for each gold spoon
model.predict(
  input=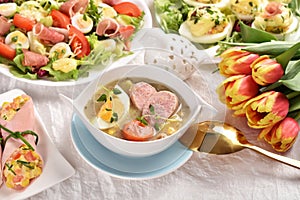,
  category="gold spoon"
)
[180,121,300,169]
